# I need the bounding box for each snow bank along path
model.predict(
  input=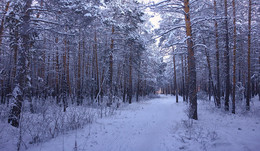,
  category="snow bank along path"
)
[27,95,260,151]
